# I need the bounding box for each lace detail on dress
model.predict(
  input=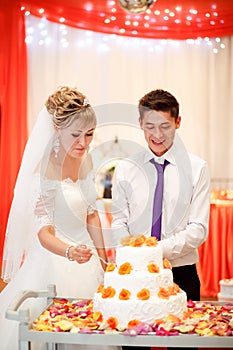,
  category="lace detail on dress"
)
[33,175,57,231]
[32,172,98,232]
